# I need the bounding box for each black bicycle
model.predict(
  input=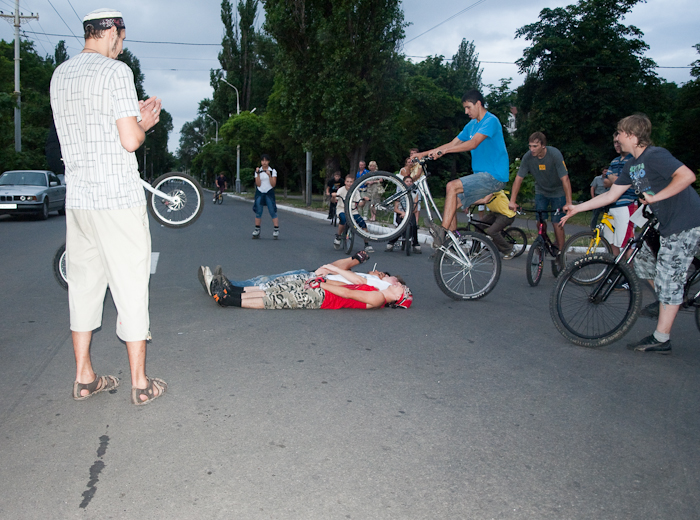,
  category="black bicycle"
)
[525,209,564,287]
[550,206,700,347]
[458,204,527,258]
